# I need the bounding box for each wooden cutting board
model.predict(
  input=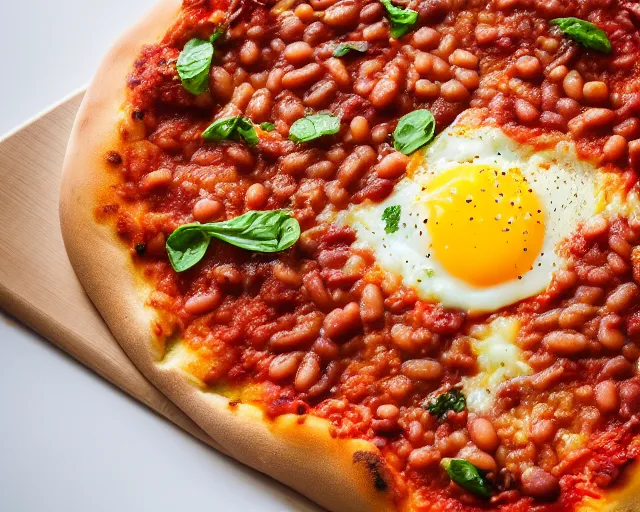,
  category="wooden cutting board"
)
[0,91,321,512]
